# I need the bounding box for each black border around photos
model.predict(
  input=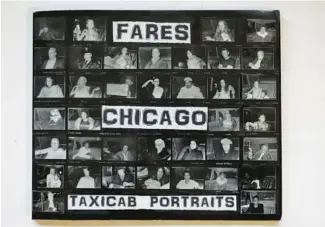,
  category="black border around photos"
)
[32,10,281,221]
